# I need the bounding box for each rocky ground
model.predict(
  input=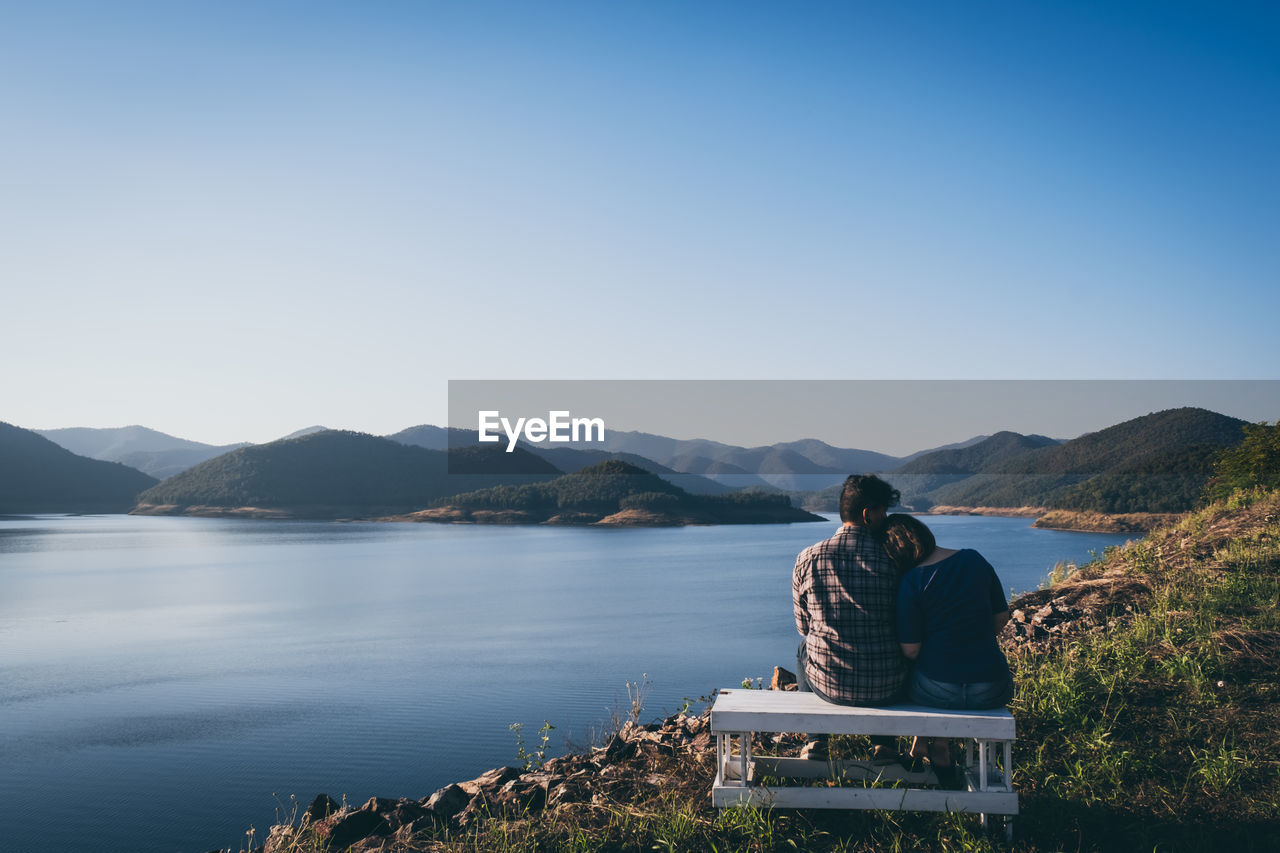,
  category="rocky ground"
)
[230,495,1279,853]
[245,713,733,853]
